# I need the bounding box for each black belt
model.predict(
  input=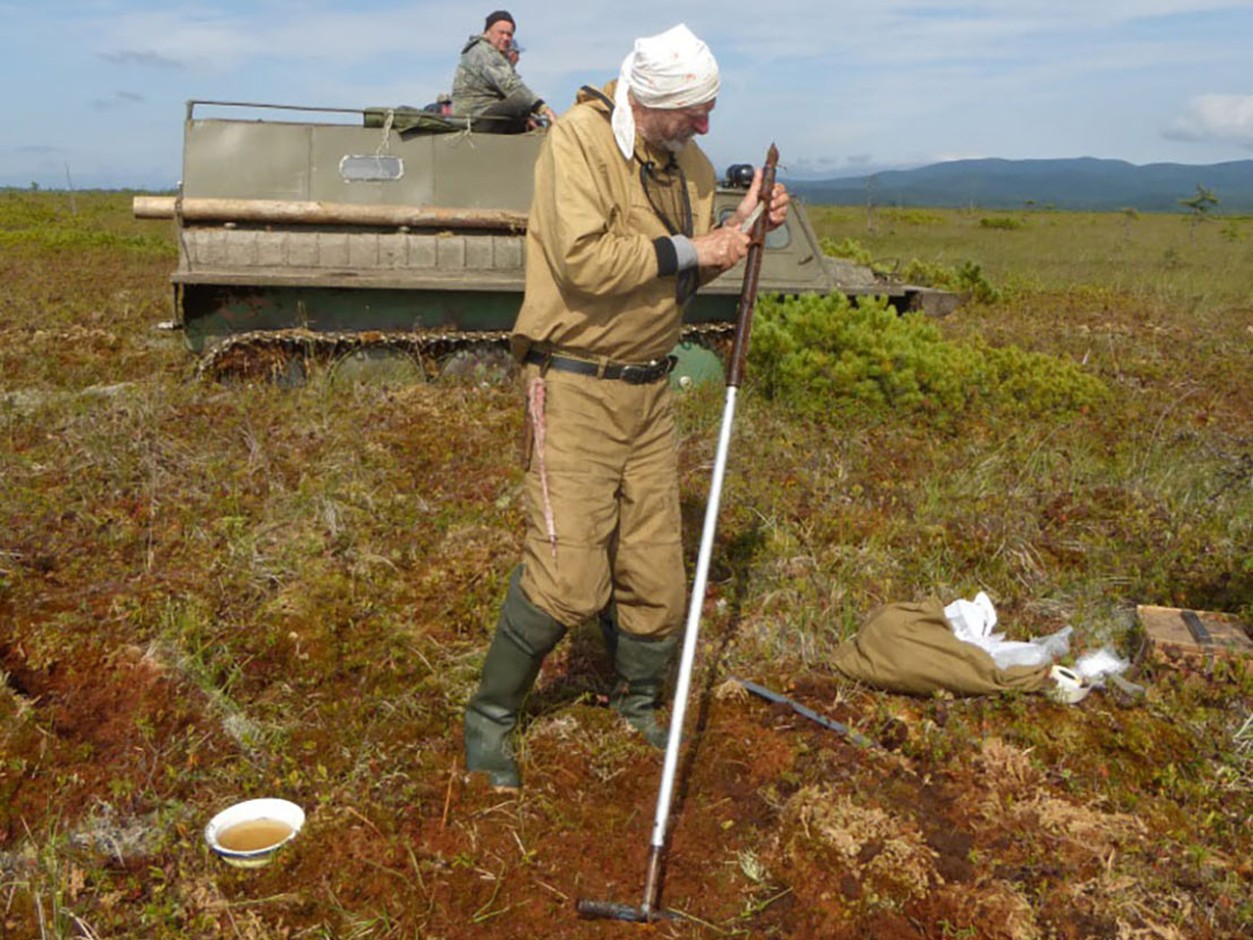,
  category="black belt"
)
[524,349,676,385]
